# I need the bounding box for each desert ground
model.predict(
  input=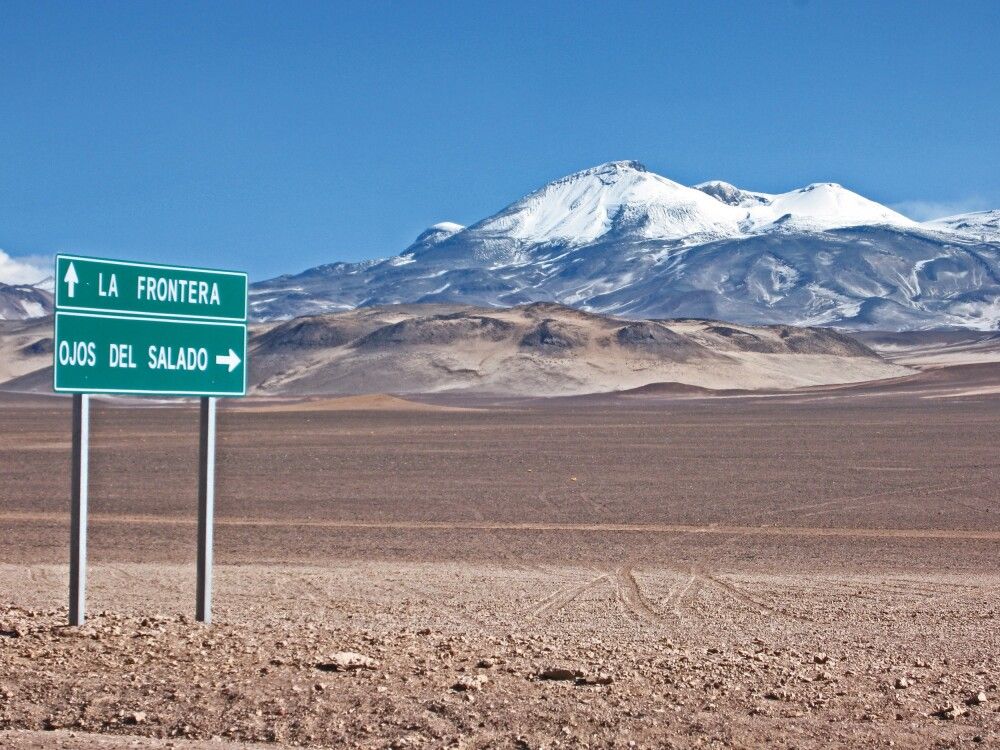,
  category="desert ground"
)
[2,343,1000,748]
